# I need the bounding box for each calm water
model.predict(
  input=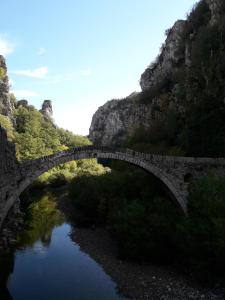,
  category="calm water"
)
[0,193,127,300]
